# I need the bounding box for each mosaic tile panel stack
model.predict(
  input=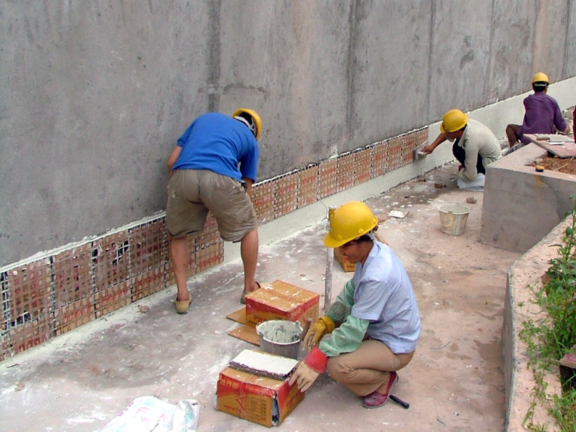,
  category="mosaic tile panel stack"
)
[0,126,427,360]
